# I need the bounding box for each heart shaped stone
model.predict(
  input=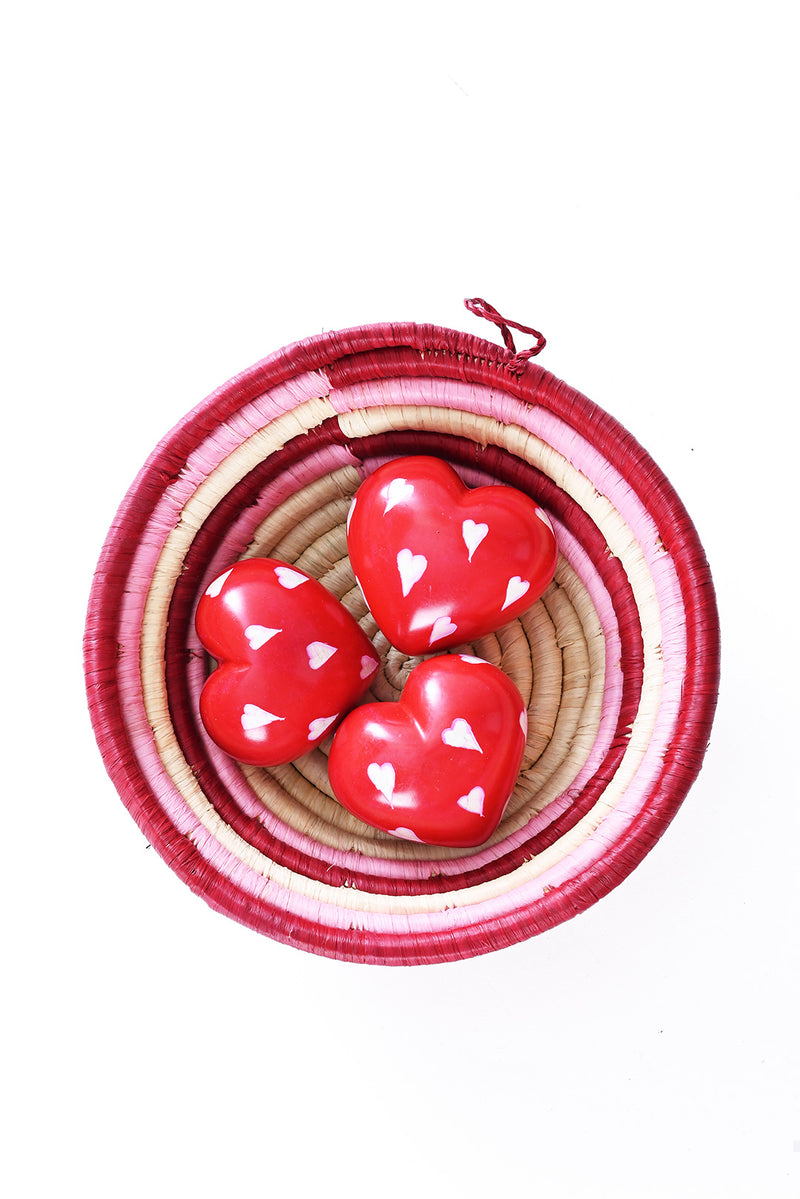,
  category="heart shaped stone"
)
[346,456,558,654]
[327,654,526,848]
[195,558,380,766]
